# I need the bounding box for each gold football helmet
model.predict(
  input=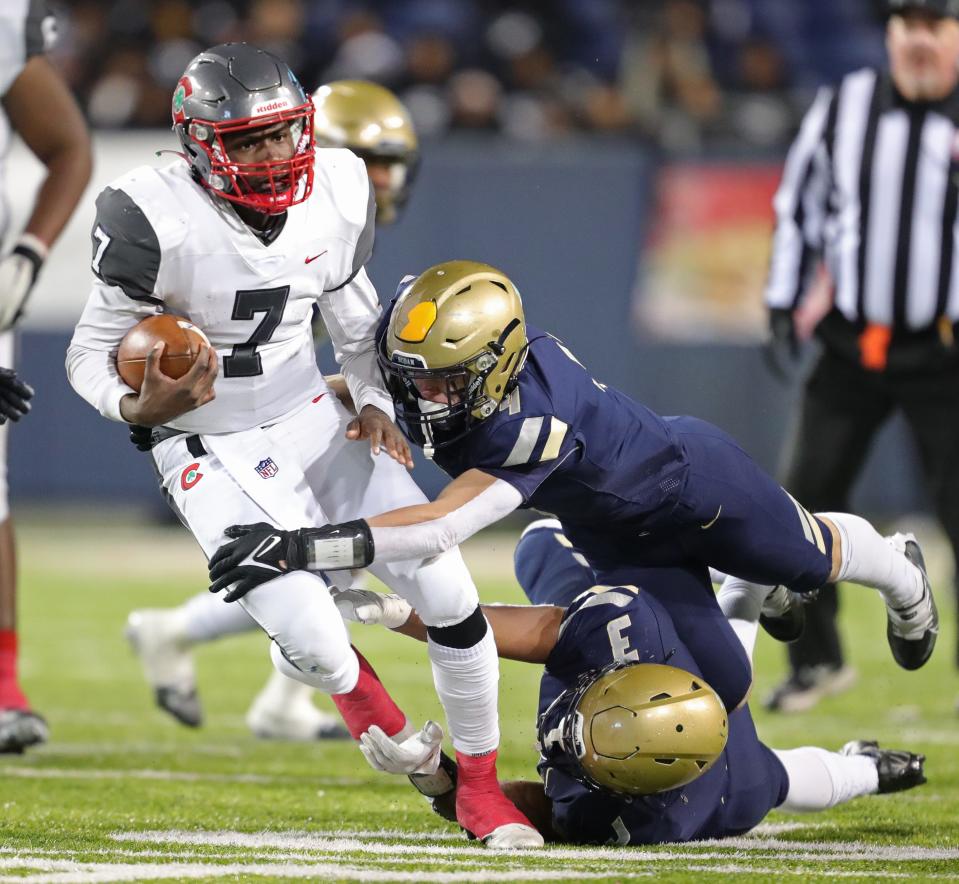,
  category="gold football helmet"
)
[312,80,419,224]
[539,662,728,796]
[377,260,528,453]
